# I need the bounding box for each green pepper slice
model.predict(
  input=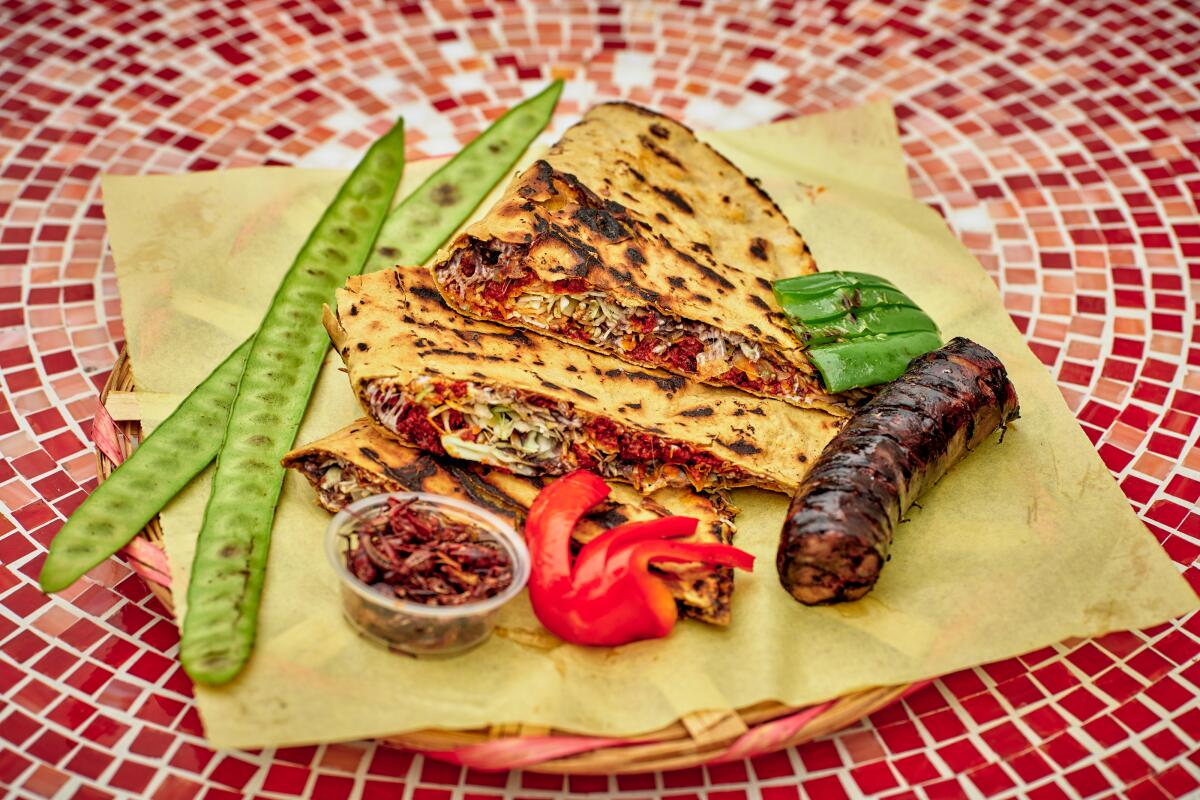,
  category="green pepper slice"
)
[772,270,899,298]
[806,331,945,393]
[794,305,939,346]
[775,285,918,323]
